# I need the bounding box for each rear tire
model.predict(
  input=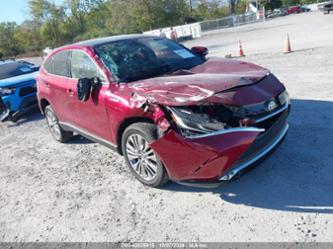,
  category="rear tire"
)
[45,105,73,143]
[121,122,169,187]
